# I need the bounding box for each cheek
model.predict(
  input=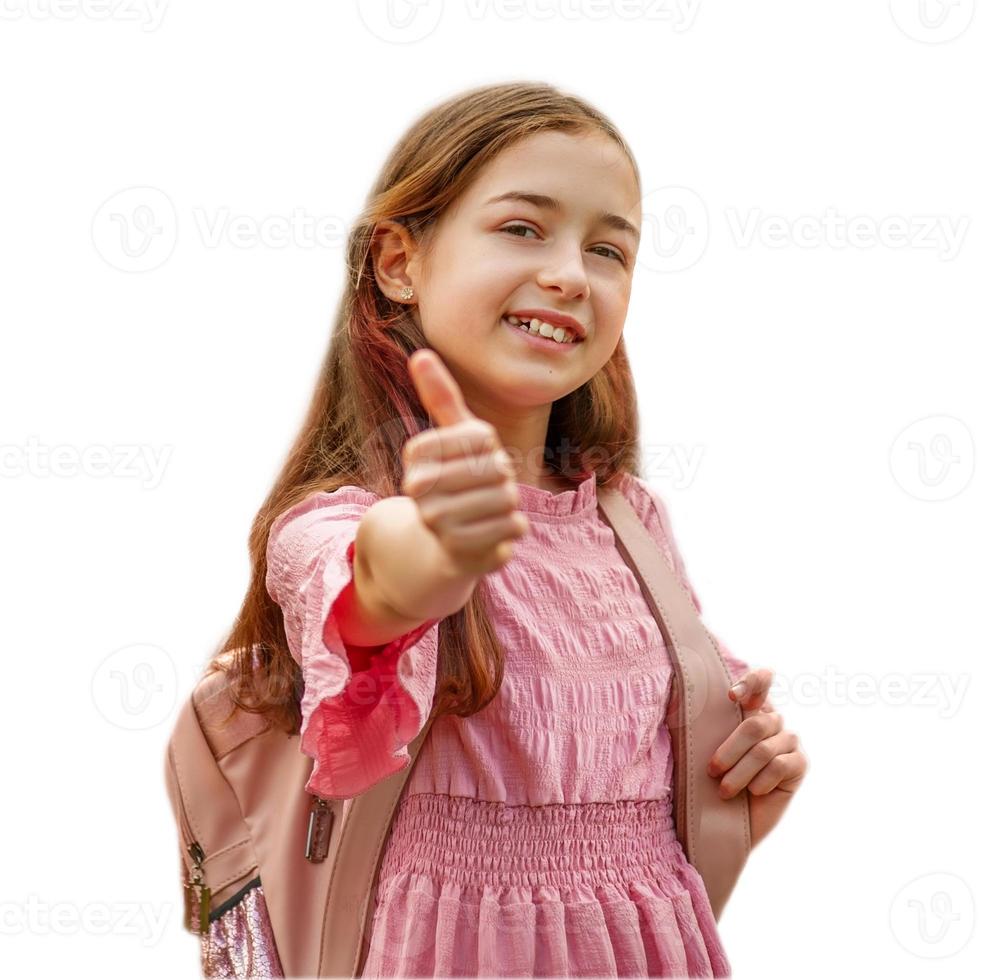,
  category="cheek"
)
[592,329,624,367]
[416,306,494,371]
[586,302,628,362]
[592,290,629,339]
[433,251,510,314]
